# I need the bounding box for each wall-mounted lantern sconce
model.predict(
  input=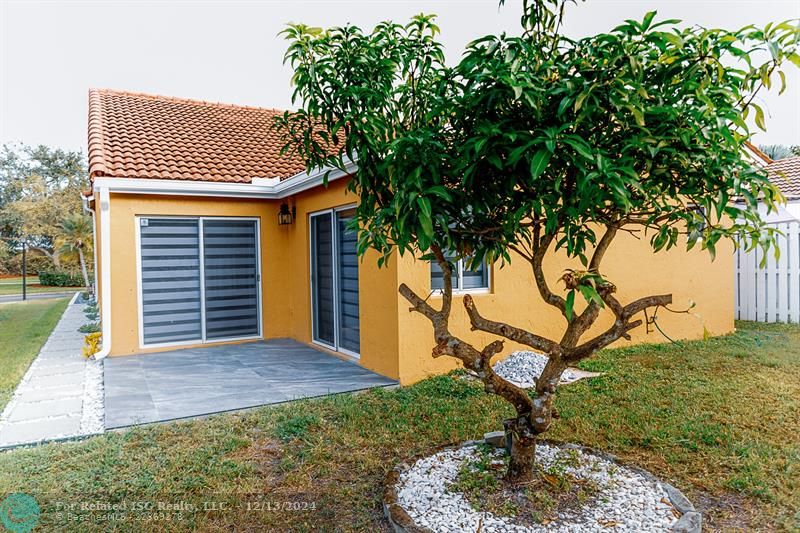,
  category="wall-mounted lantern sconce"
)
[278,201,296,225]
